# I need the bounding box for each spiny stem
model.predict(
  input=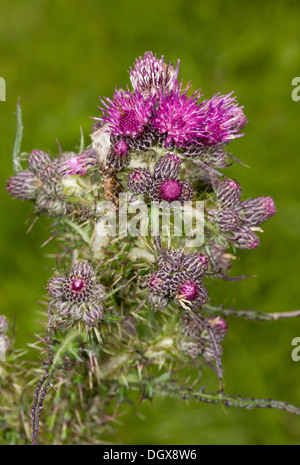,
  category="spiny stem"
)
[203,304,300,321]
[31,329,80,444]
[155,384,300,416]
